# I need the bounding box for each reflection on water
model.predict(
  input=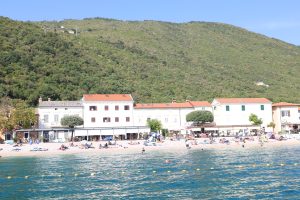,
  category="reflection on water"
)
[1,146,300,199]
